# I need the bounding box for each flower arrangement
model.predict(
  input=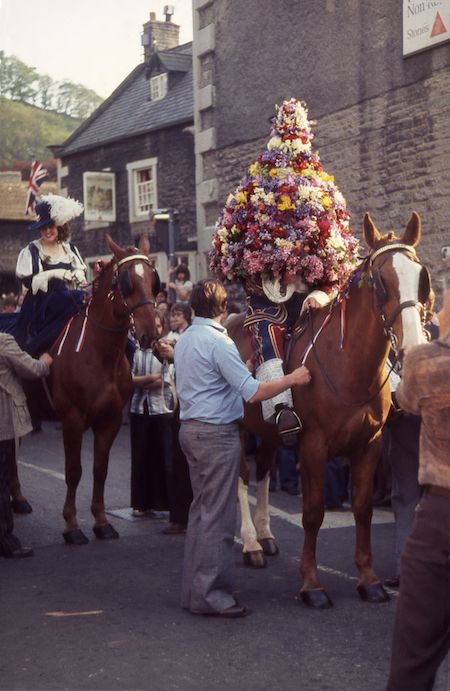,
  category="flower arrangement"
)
[209,98,361,290]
